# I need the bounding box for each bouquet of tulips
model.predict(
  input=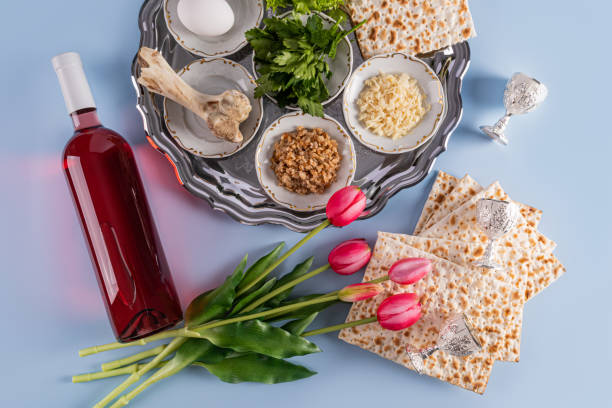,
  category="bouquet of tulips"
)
[74,187,430,407]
